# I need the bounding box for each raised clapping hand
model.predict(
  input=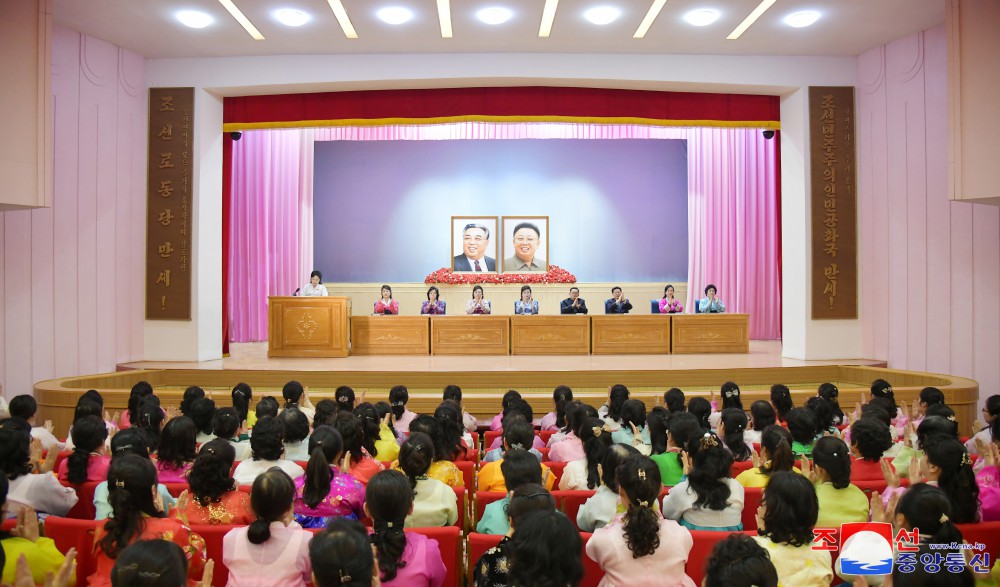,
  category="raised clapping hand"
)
[341,450,353,471]
[680,450,693,476]
[11,548,77,587]
[11,506,40,543]
[749,446,762,469]
[200,560,215,587]
[976,438,1000,467]
[911,398,921,420]
[908,456,923,484]
[800,457,818,484]
[881,458,900,488]
[870,490,900,524]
